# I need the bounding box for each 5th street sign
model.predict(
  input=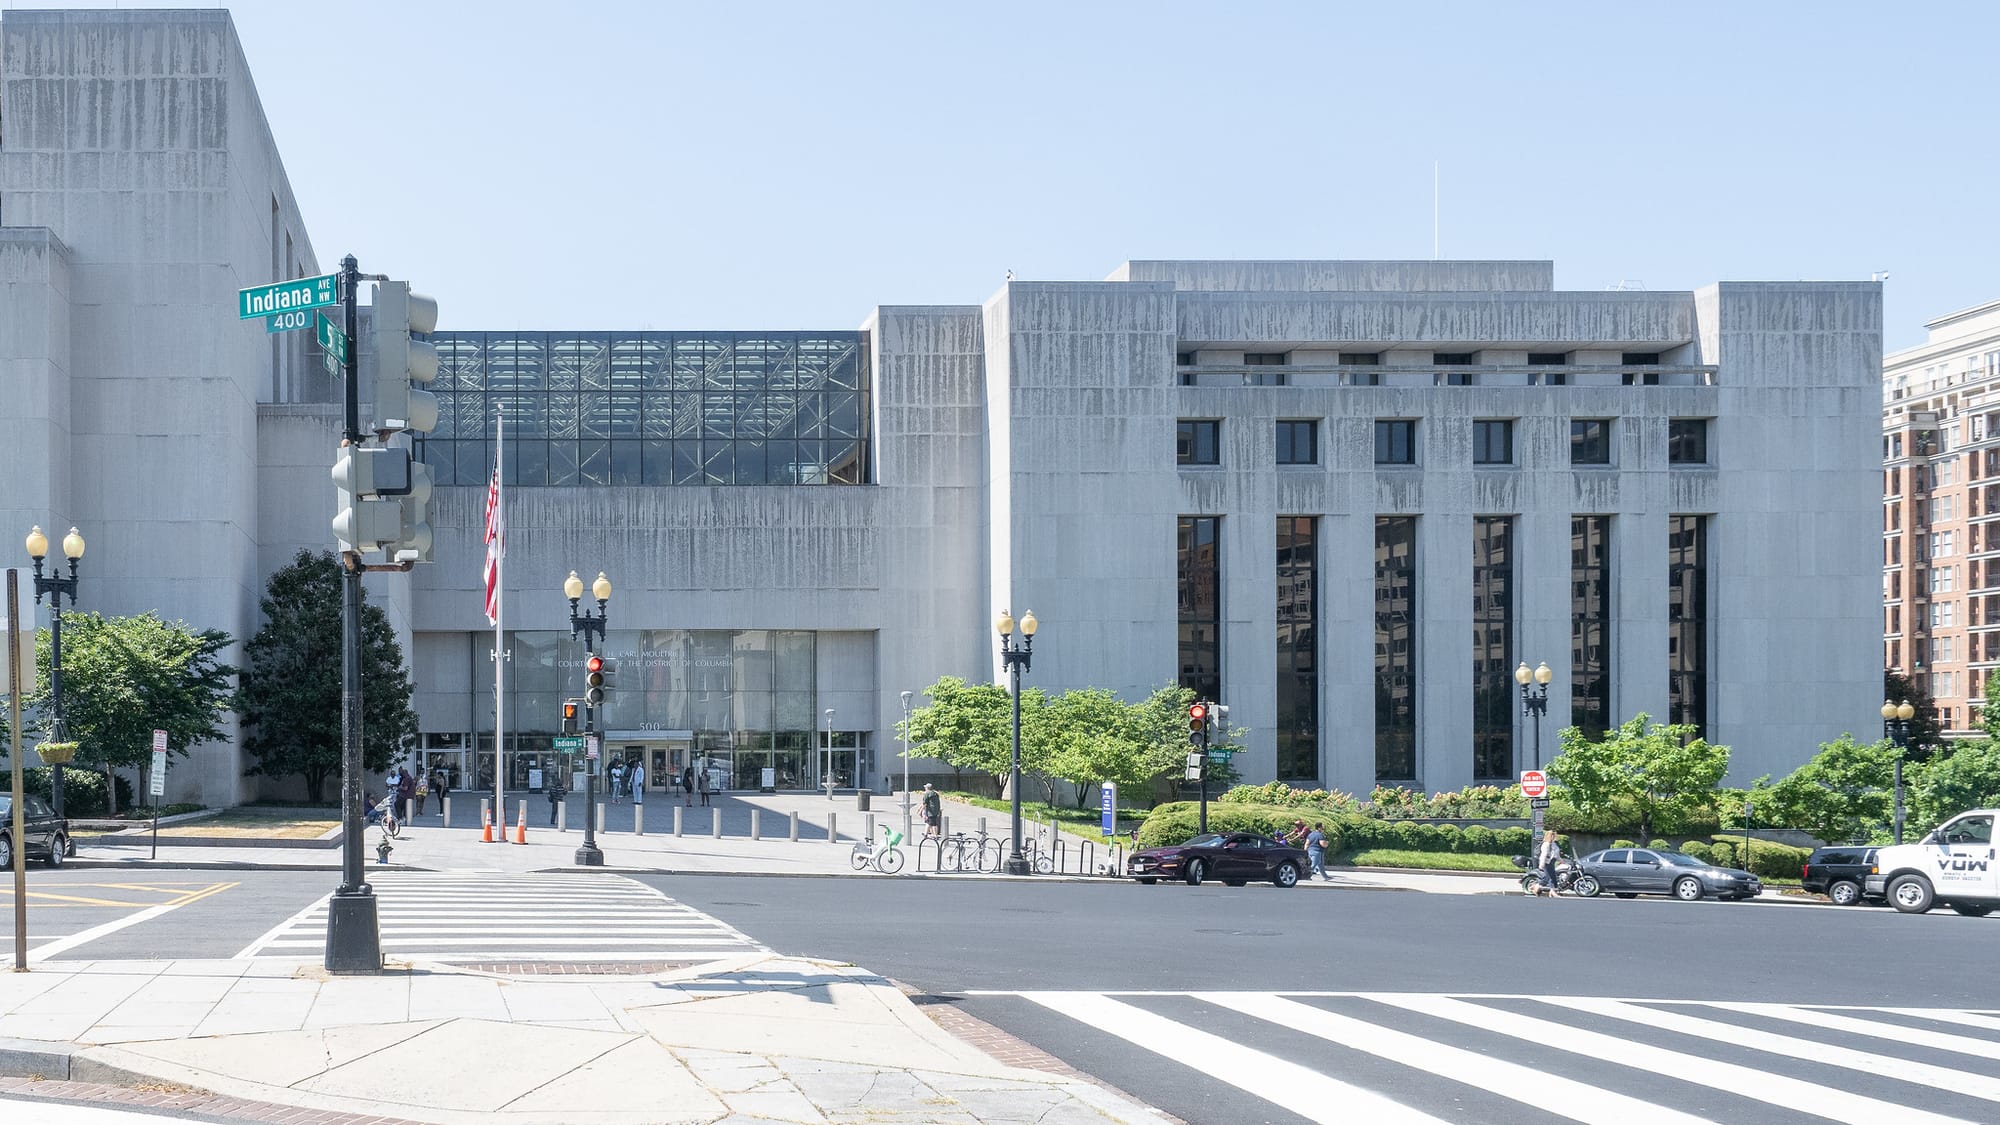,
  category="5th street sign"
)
[238,273,337,320]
